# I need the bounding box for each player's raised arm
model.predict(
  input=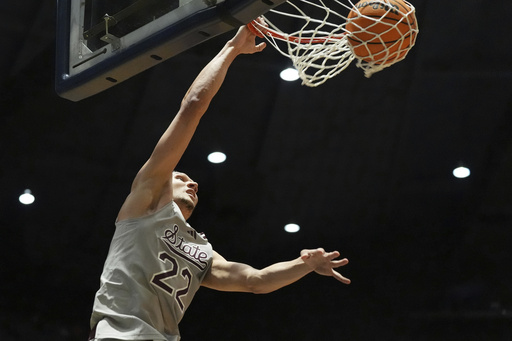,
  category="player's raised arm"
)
[117,26,265,221]
[140,26,266,184]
